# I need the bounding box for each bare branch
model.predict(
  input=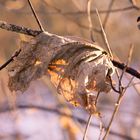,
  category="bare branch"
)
[0,21,41,36]
[112,60,140,79]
